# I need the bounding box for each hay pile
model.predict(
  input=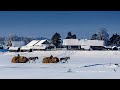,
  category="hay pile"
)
[11,56,28,63]
[42,57,59,63]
